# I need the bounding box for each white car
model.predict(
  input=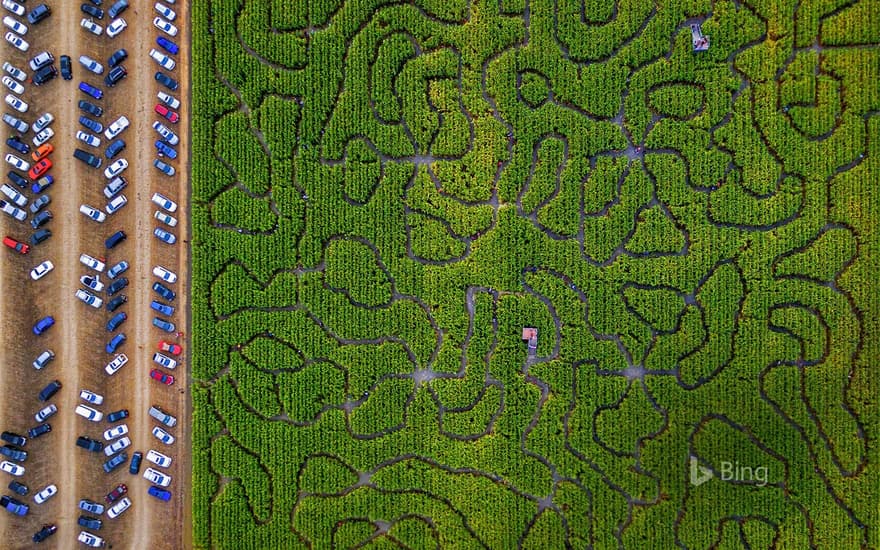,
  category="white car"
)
[32,349,54,370]
[32,127,53,147]
[154,2,175,20]
[104,115,129,139]
[4,93,26,112]
[149,48,175,70]
[157,91,180,109]
[4,152,28,171]
[31,111,52,132]
[1,75,23,94]
[0,183,26,206]
[152,352,177,370]
[143,467,171,487]
[151,192,177,213]
[103,424,128,441]
[75,404,103,422]
[2,0,25,17]
[80,204,106,223]
[152,120,179,145]
[0,199,26,221]
[106,17,126,38]
[153,265,177,283]
[80,18,102,35]
[153,16,177,36]
[103,436,130,456]
[0,460,24,476]
[151,426,174,445]
[104,353,128,376]
[80,389,103,405]
[78,532,105,548]
[76,130,101,147]
[81,274,104,292]
[80,253,105,272]
[29,260,53,280]
[2,61,26,81]
[145,449,172,468]
[34,403,57,422]
[106,497,131,519]
[2,15,25,34]
[104,158,127,179]
[154,210,178,227]
[78,54,103,75]
[105,194,127,214]
[3,30,26,51]
[33,484,57,504]
[75,289,103,308]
